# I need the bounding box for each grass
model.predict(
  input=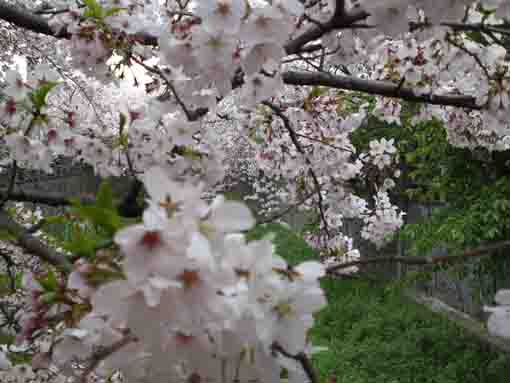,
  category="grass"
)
[248,223,510,383]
